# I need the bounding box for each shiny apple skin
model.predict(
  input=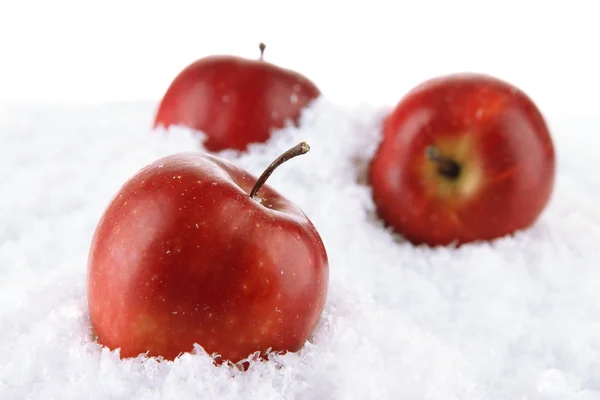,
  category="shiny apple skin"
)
[153,56,321,152]
[87,152,328,362]
[369,73,556,246]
